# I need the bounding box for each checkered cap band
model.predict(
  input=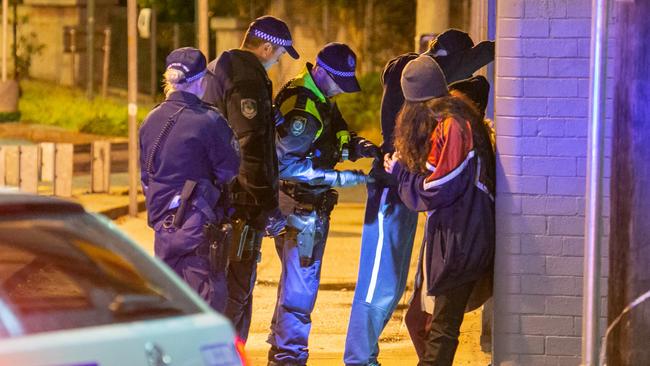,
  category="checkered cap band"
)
[252,29,292,47]
[316,57,356,78]
[184,70,206,83]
